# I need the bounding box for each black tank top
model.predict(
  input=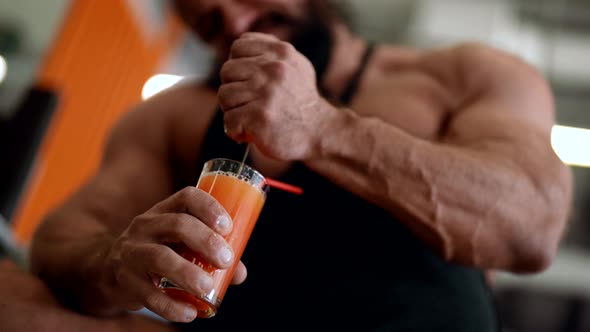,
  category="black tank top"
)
[179,43,500,332]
